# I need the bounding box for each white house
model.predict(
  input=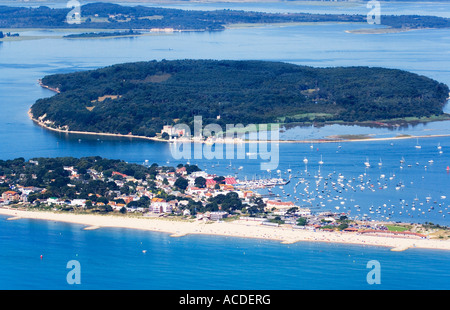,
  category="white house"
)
[183,209,191,216]
[150,198,172,214]
[70,199,86,207]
